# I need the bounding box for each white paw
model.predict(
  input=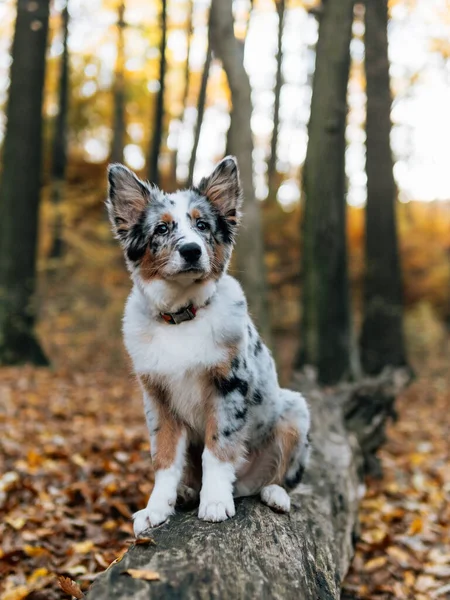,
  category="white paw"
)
[261,485,291,513]
[198,496,235,522]
[133,501,174,536]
